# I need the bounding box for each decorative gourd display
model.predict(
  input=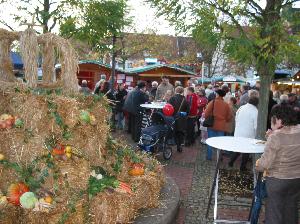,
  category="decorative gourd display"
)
[20,192,38,209]
[0,114,15,129]
[7,183,30,206]
[52,144,65,155]
[128,163,145,176]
